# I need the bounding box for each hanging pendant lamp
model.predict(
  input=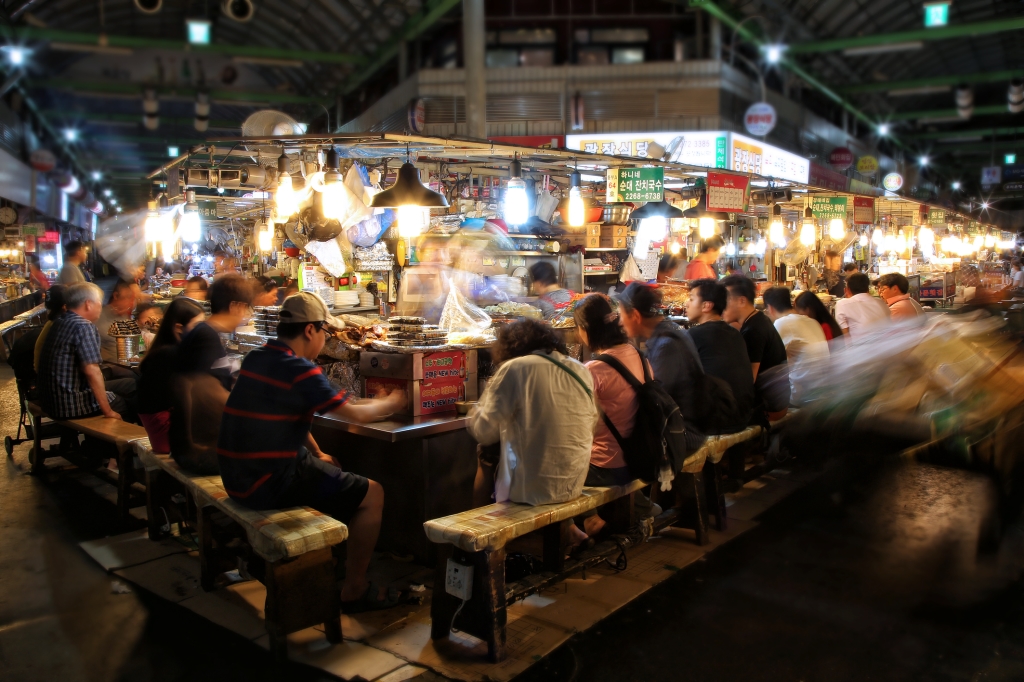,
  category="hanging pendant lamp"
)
[369,161,449,209]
